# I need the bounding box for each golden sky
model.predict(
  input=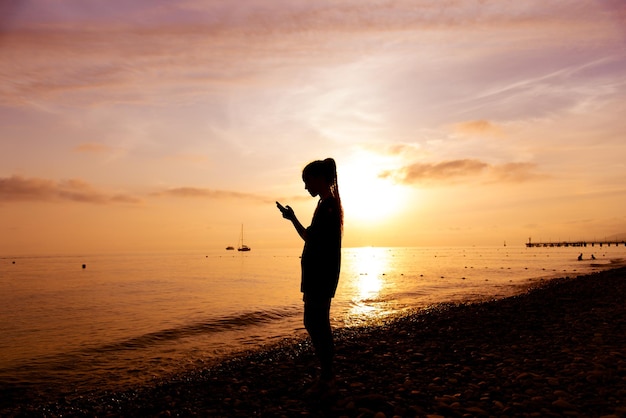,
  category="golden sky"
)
[1,0,625,254]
